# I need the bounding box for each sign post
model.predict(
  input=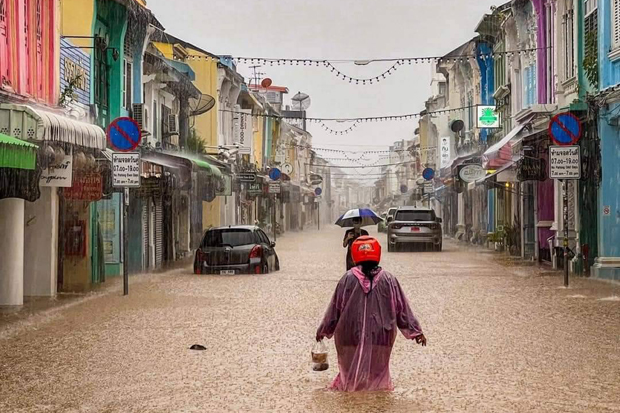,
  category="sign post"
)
[548,112,582,287]
[108,117,142,296]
